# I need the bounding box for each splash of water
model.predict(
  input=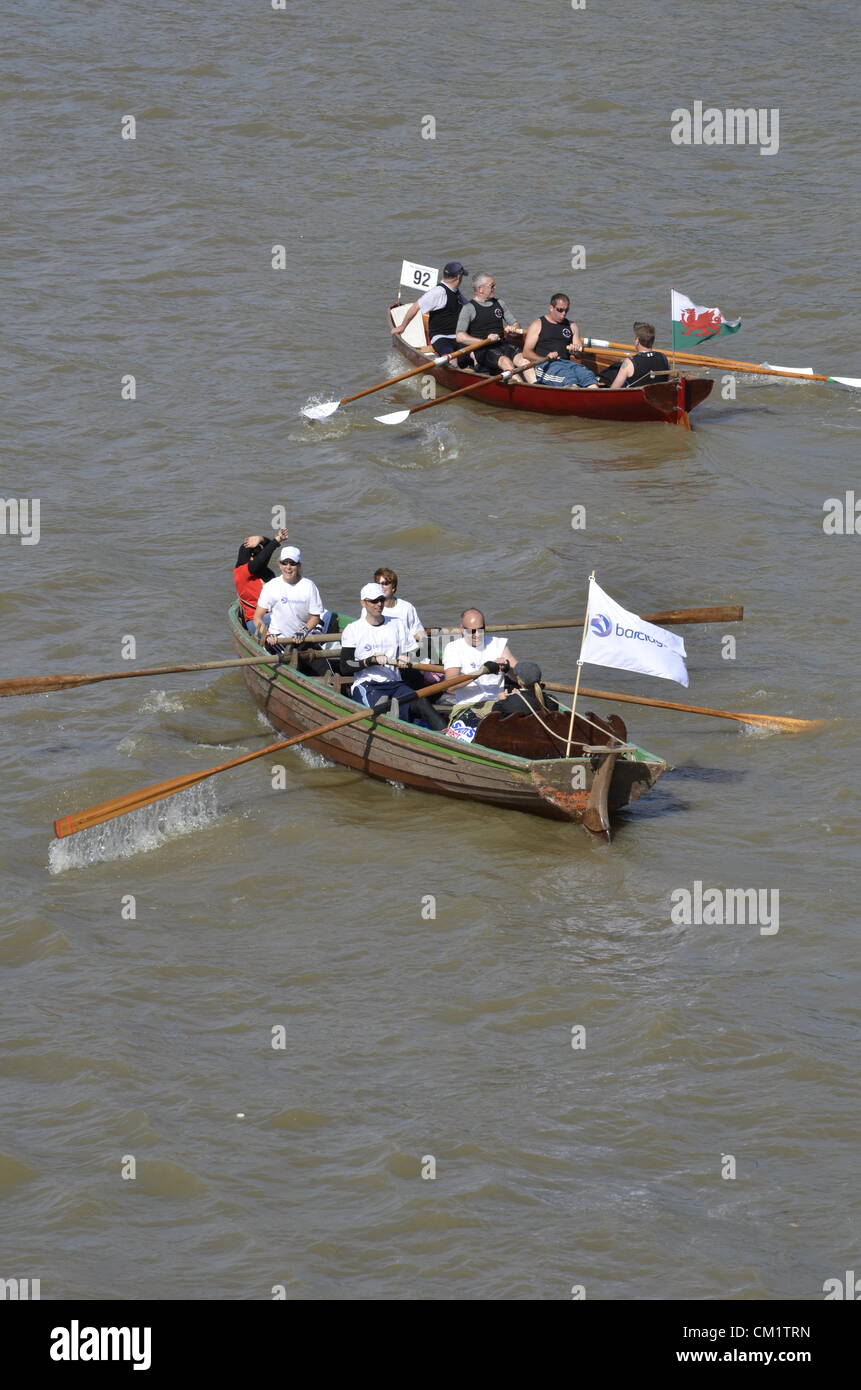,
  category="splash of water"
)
[47,783,219,873]
[139,689,186,713]
[255,710,333,769]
